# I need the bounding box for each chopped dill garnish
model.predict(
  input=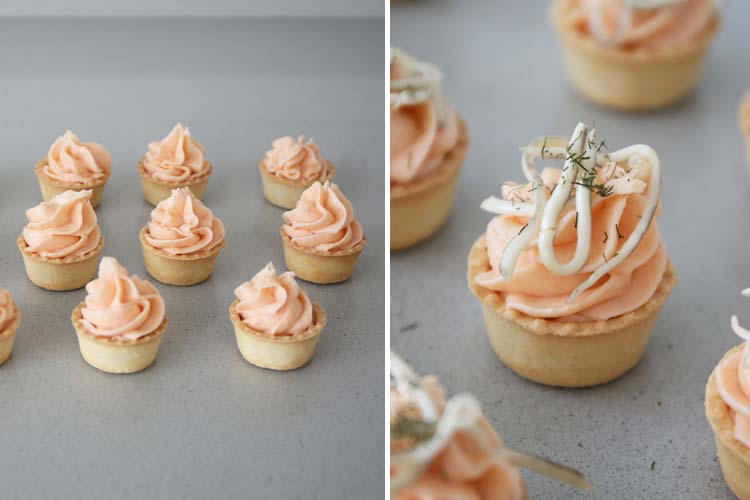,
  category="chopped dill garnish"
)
[518,224,528,235]
[615,223,624,239]
[603,232,609,244]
